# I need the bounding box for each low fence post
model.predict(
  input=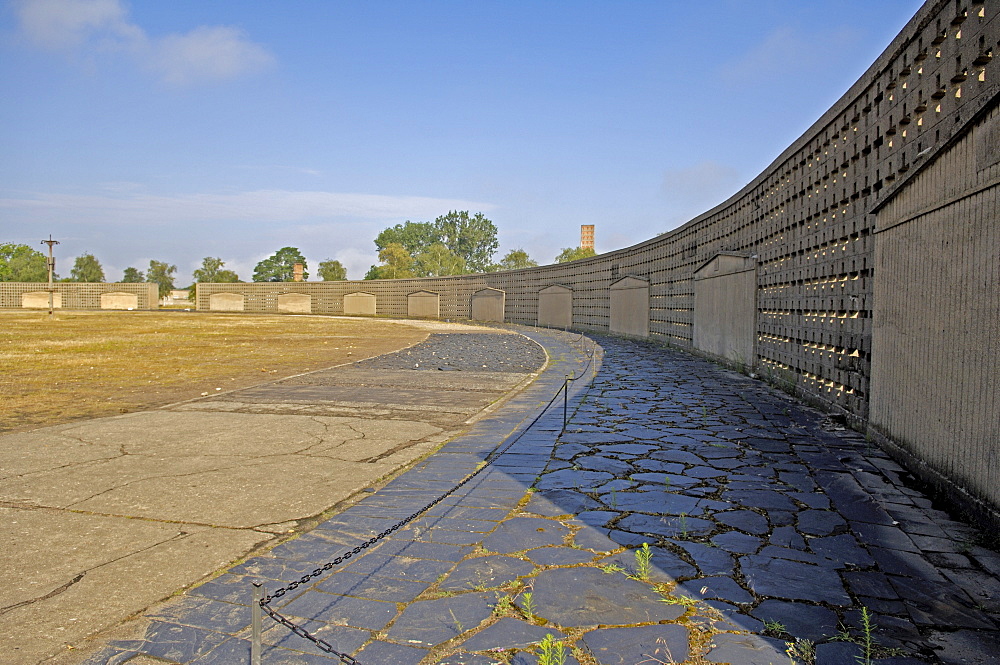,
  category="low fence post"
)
[562,375,569,433]
[252,582,262,665]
